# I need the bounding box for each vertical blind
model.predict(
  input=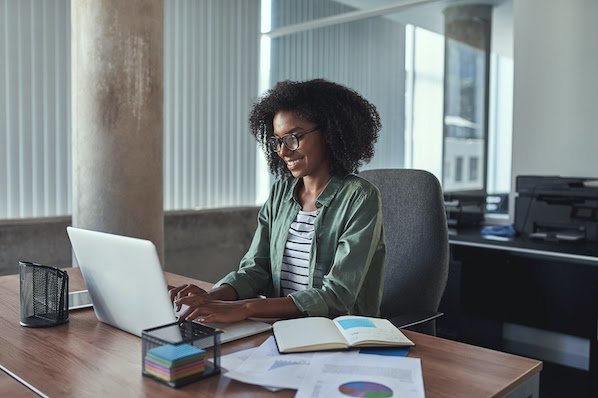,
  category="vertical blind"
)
[0,0,71,219]
[0,0,261,219]
[164,0,260,210]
